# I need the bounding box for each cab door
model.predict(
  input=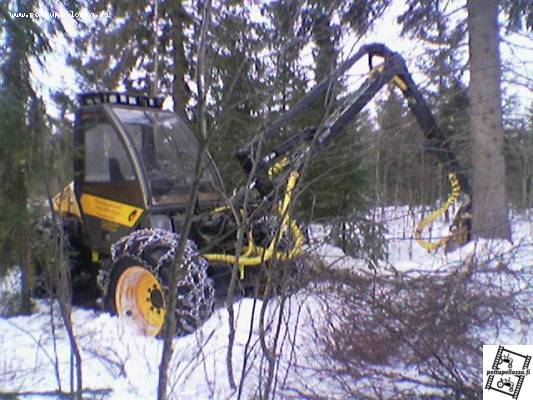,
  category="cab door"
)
[74,106,146,251]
